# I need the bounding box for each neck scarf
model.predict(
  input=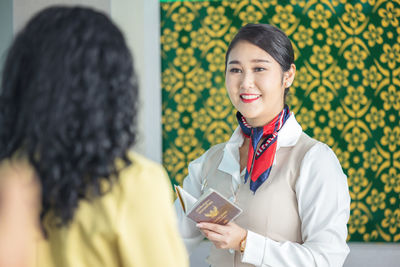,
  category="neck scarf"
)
[236,105,290,193]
